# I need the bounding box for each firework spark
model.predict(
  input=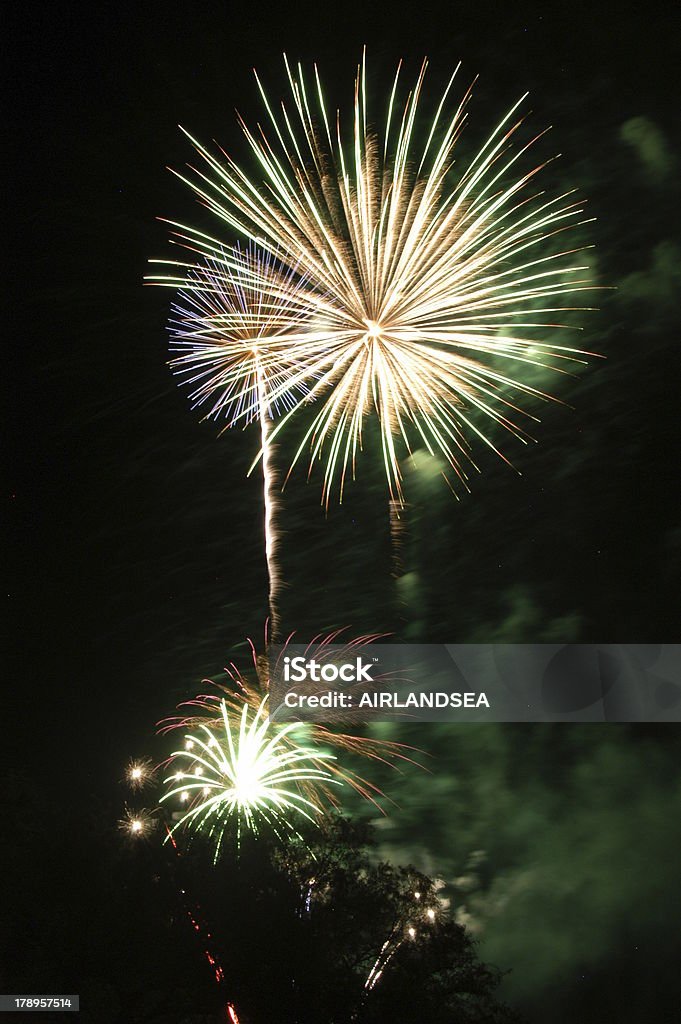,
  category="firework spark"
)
[151,54,597,504]
[125,756,156,790]
[119,805,156,840]
[160,695,340,861]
